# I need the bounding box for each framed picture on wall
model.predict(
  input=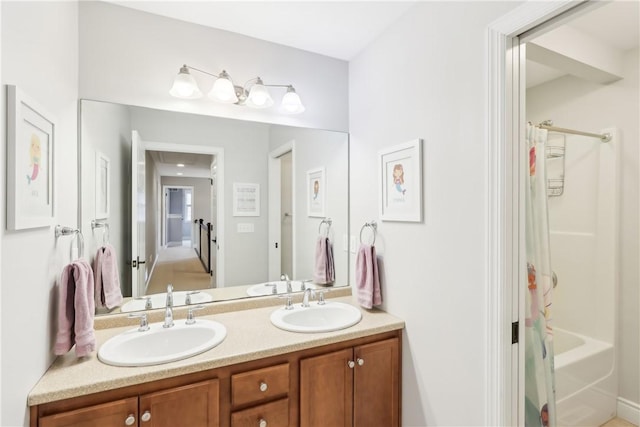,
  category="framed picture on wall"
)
[307,167,325,217]
[379,138,423,222]
[6,85,56,230]
[233,183,260,216]
[95,151,110,219]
